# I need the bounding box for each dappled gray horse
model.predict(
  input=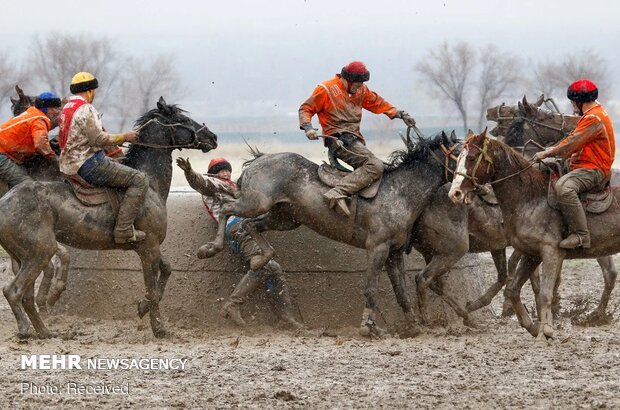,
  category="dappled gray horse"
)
[449,131,620,340]
[199,132,464,337]
[0,97,217,338]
